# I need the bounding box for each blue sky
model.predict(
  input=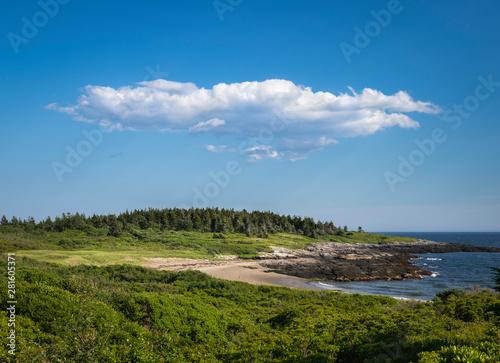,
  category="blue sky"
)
[1,0,499,231]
